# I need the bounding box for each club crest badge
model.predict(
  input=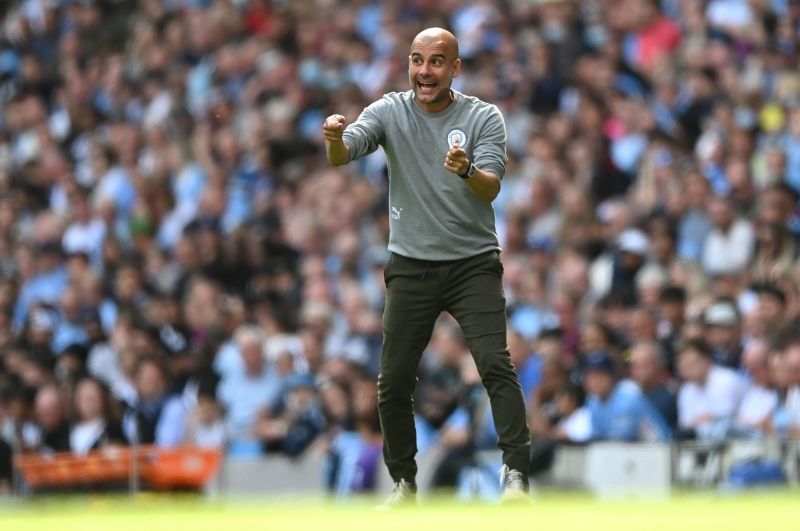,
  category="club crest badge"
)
[447,129,466,148]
